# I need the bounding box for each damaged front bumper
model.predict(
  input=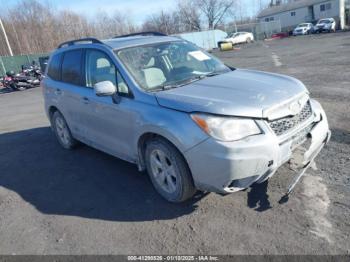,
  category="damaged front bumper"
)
[184,99,331,194]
